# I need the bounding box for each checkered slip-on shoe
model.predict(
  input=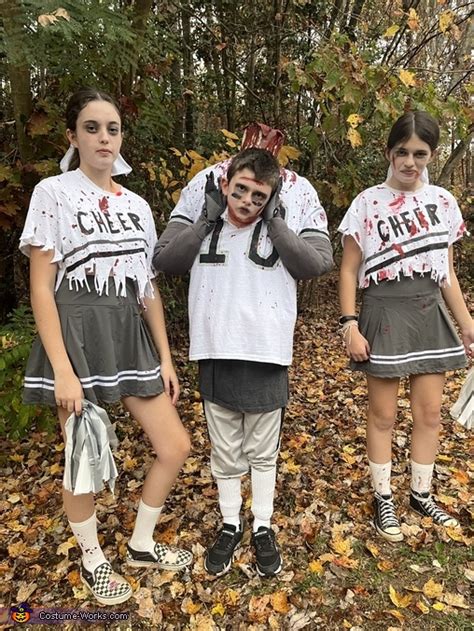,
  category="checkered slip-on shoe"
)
[126,542,193,570]
[80,562,132,606]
